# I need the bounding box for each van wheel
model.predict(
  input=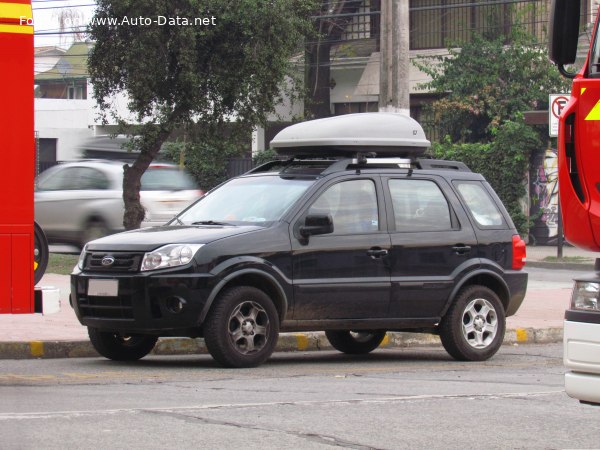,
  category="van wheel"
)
[81,219,109,247]
[88,327,158,361]
[439,286,505,361]
[204,286,279,368]
[325,330,387,354]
